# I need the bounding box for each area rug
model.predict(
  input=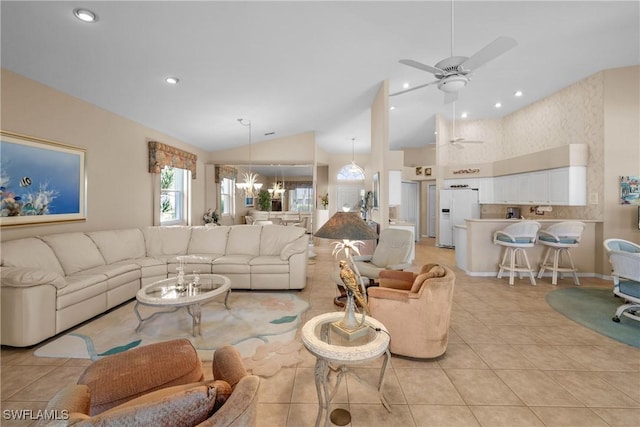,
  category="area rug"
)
[34,291,310,373]
[546,287,640,348]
